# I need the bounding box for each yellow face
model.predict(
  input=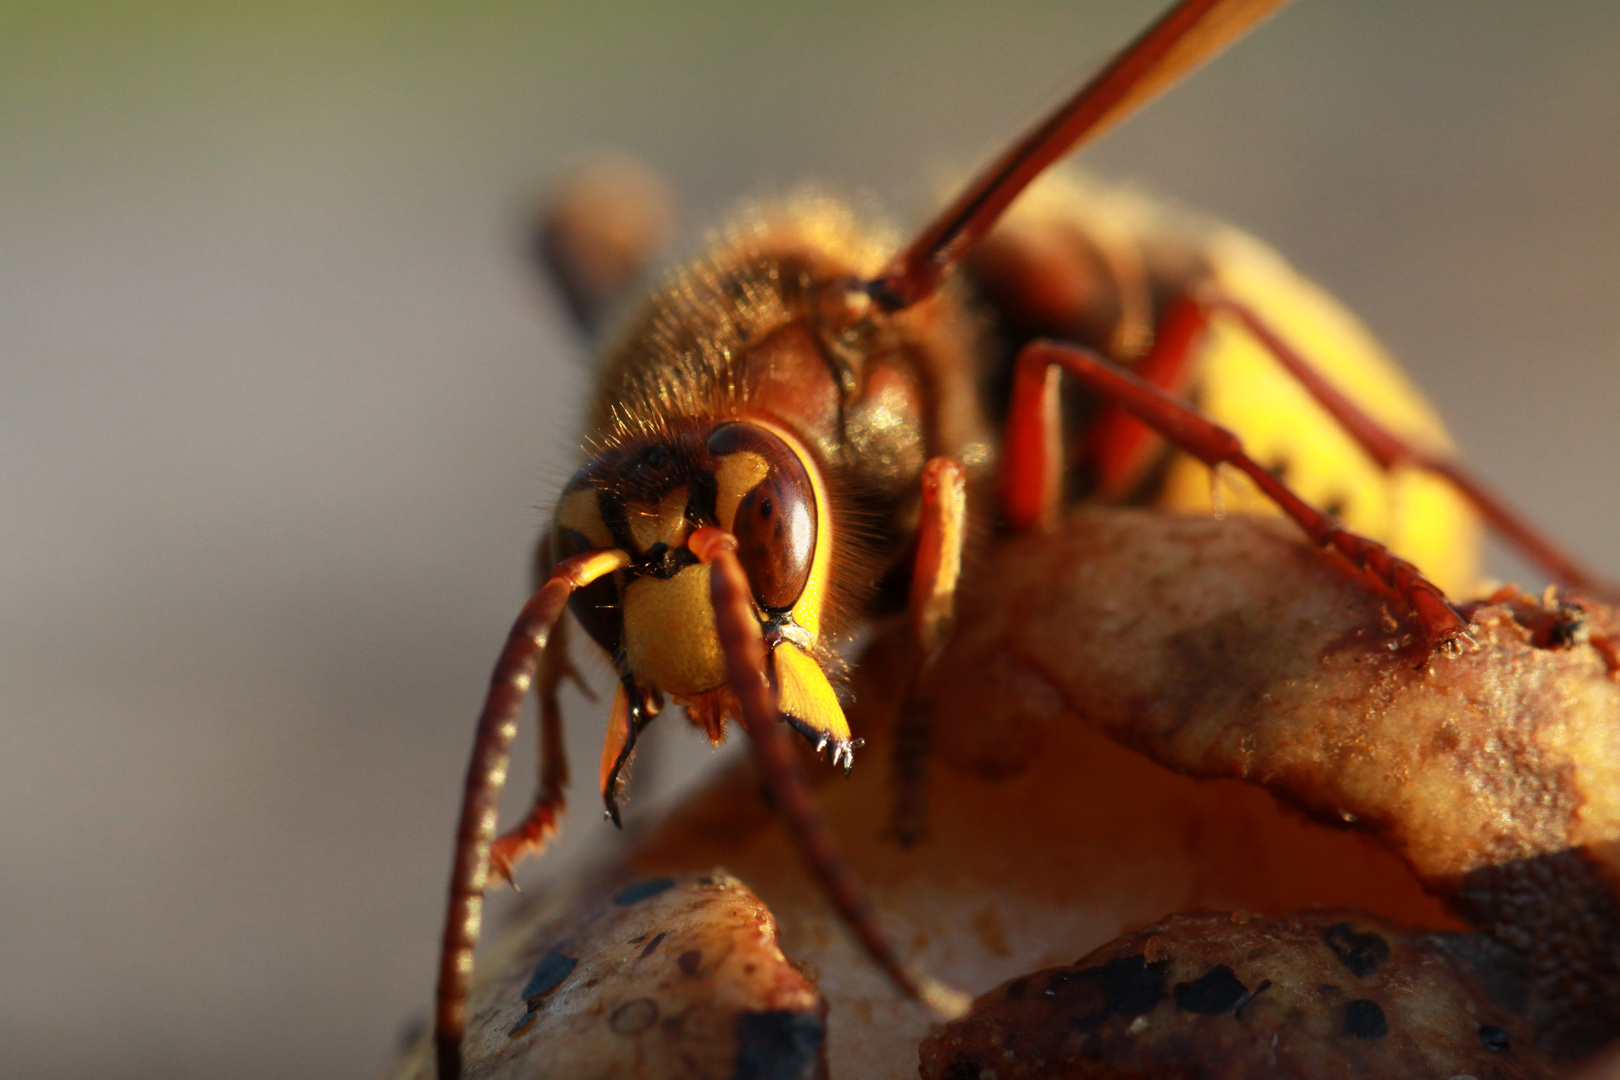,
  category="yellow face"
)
[553,419,854,805]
